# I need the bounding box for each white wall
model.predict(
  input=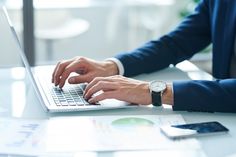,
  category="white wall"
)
[35,2,187,64]
[1,0,190,67]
